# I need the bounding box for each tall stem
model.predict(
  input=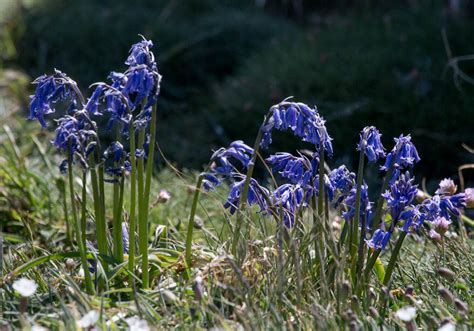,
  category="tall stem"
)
[185,175,204,267]
[90,162,107,271]
[350,151,365,284]
[68,156,94,294]
[230,128,264,256]
[80,172,88,250]
[136,128,146,288]
[370,158,397,234]
[317,145,325,217]
[383,231,406,286]
[112,169,123,262]
[128,124,137,273]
